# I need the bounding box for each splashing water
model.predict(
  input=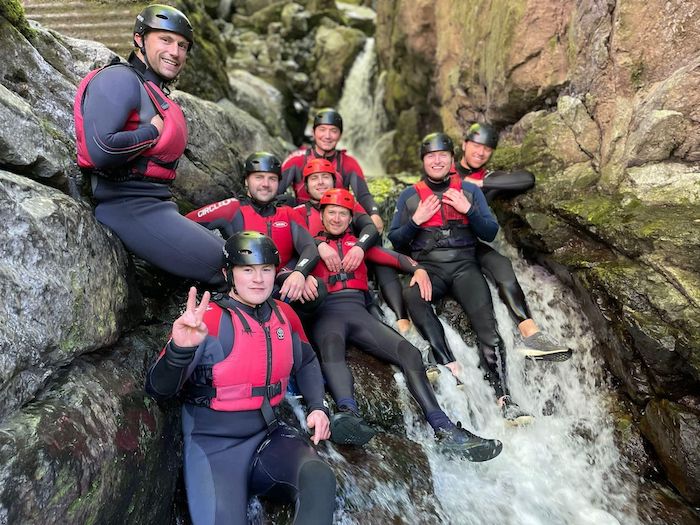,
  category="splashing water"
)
[390,233,642,524]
